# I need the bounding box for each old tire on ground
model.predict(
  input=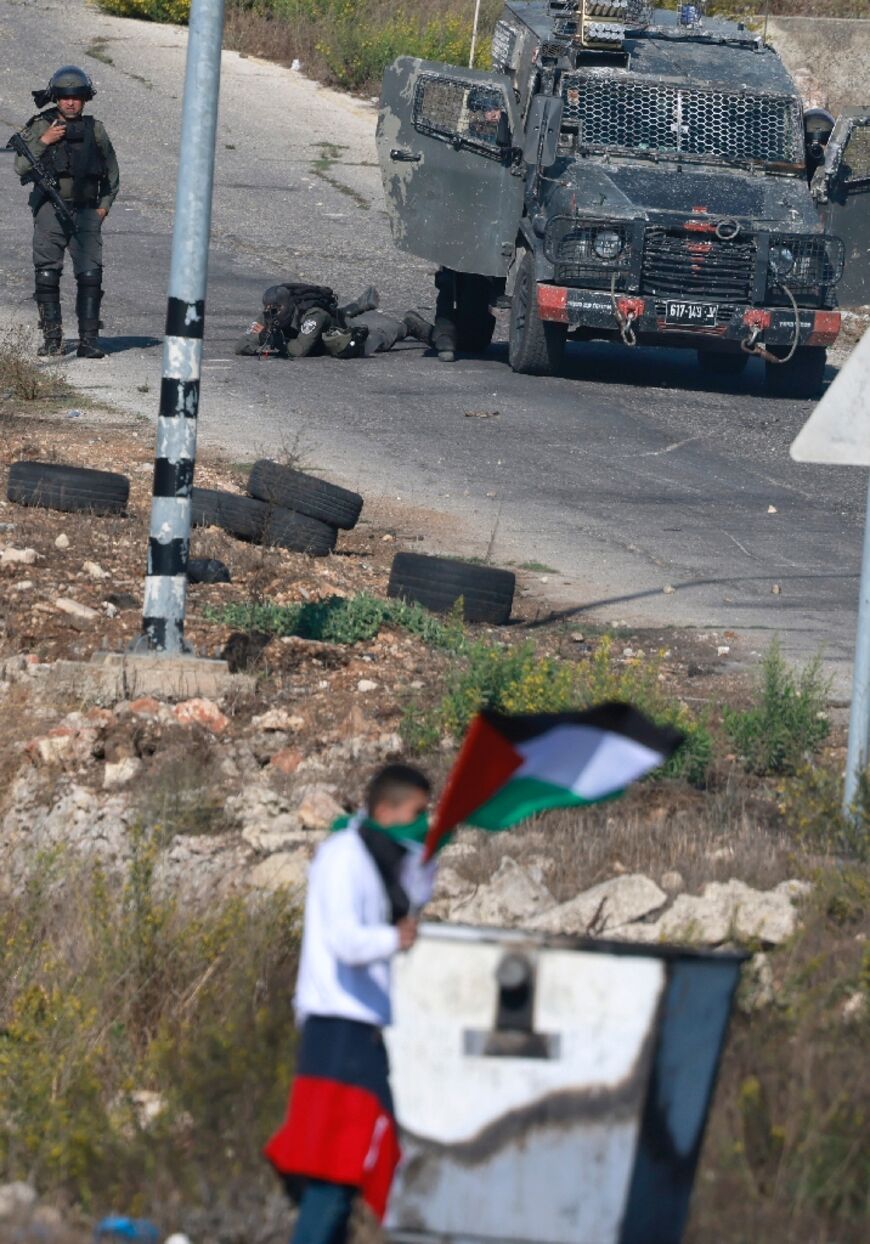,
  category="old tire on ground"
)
[697,350,749,377]
[263,505,337,557]
[508,251,566,376]
[455,273,497,355]
[248,459,363,530]
[6,460,129,515]
[765,347,827,399]
[191,487,268,541]
[388,552,515,624]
